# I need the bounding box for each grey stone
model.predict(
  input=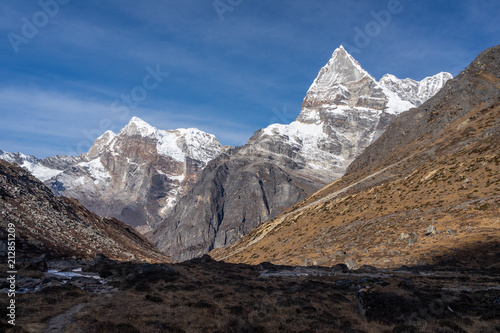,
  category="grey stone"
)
[333,279,352,289]
[333,250,346,258]
[424,225,437,236]
[345,259,358,270]
[331,263,349,273]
